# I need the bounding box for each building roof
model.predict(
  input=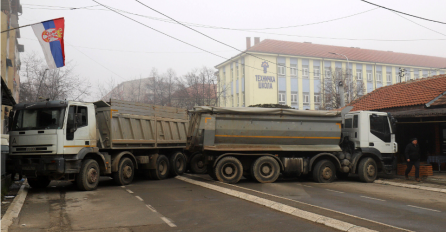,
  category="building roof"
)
[348,74,446,111]
[247,39,446,69]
